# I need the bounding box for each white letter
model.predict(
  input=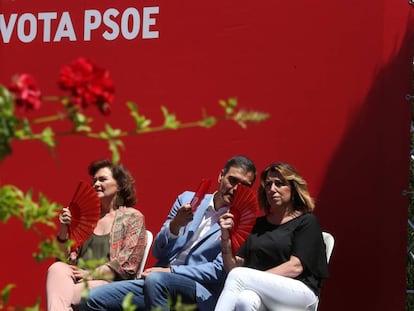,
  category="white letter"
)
[121,8,140,40]
[84,9,101,41]
[54,12,76,41]
[38,12,57,42]
[0,13,17,43]
[17,13,37,43]
[102,8,119,41]
[143,7,159,39]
